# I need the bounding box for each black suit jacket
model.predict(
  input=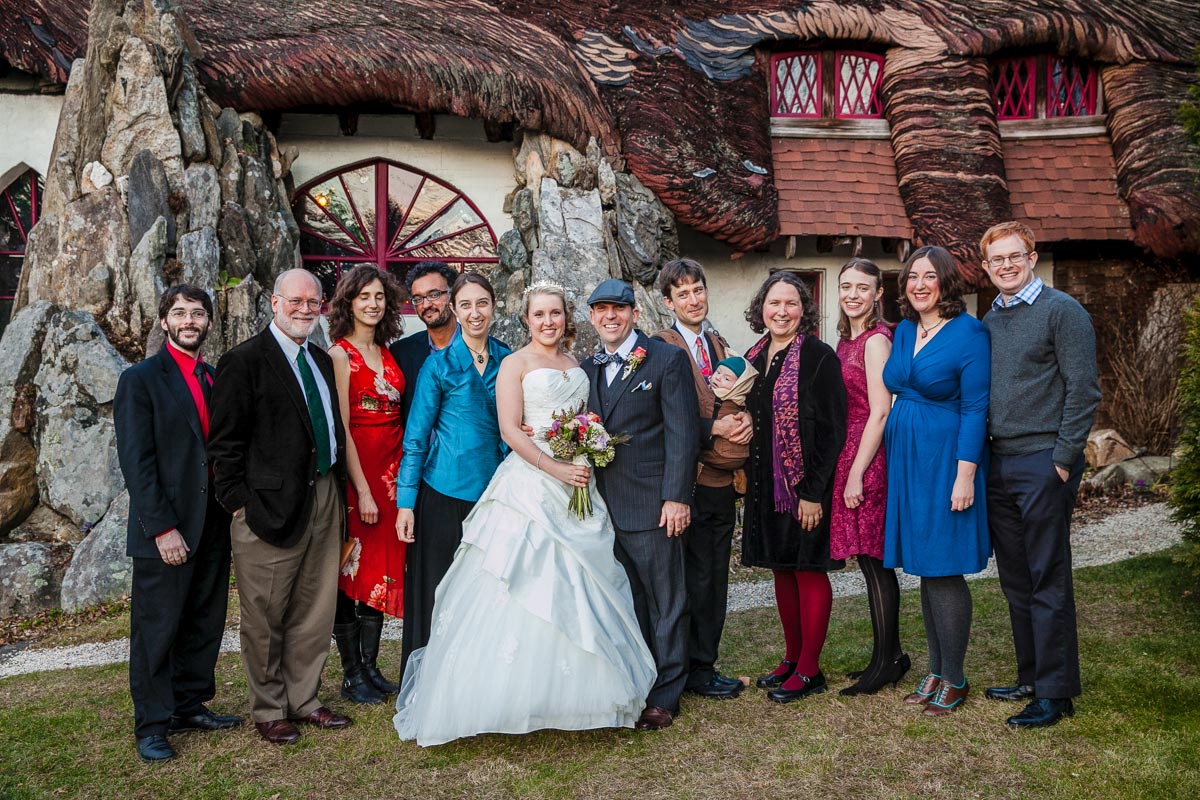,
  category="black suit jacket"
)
[582,330,700,532]
[389,331,433,422]
[209,327,347,548]
[114,346,228,559]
